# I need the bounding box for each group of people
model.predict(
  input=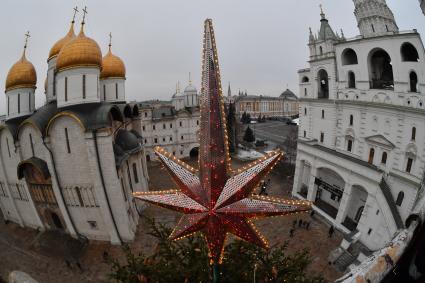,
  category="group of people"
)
[289,218,311,238]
